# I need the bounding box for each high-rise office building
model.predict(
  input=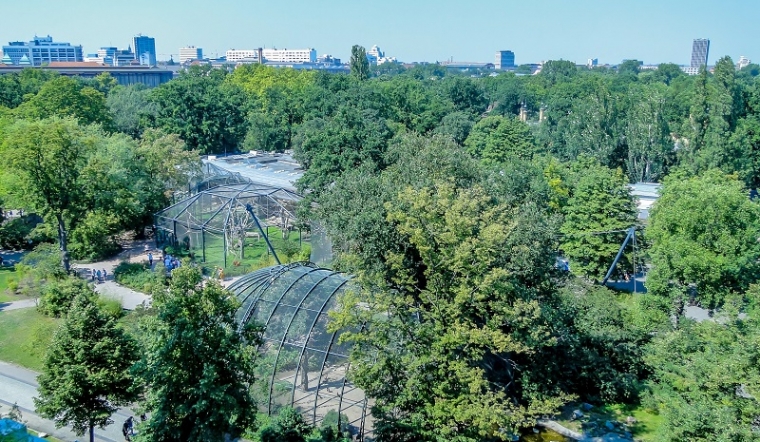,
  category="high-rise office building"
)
[1,35,83,66]
[133,34,156,66]
[495,50,515,70]
[690,38,710,69]
[179,46,203,63]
